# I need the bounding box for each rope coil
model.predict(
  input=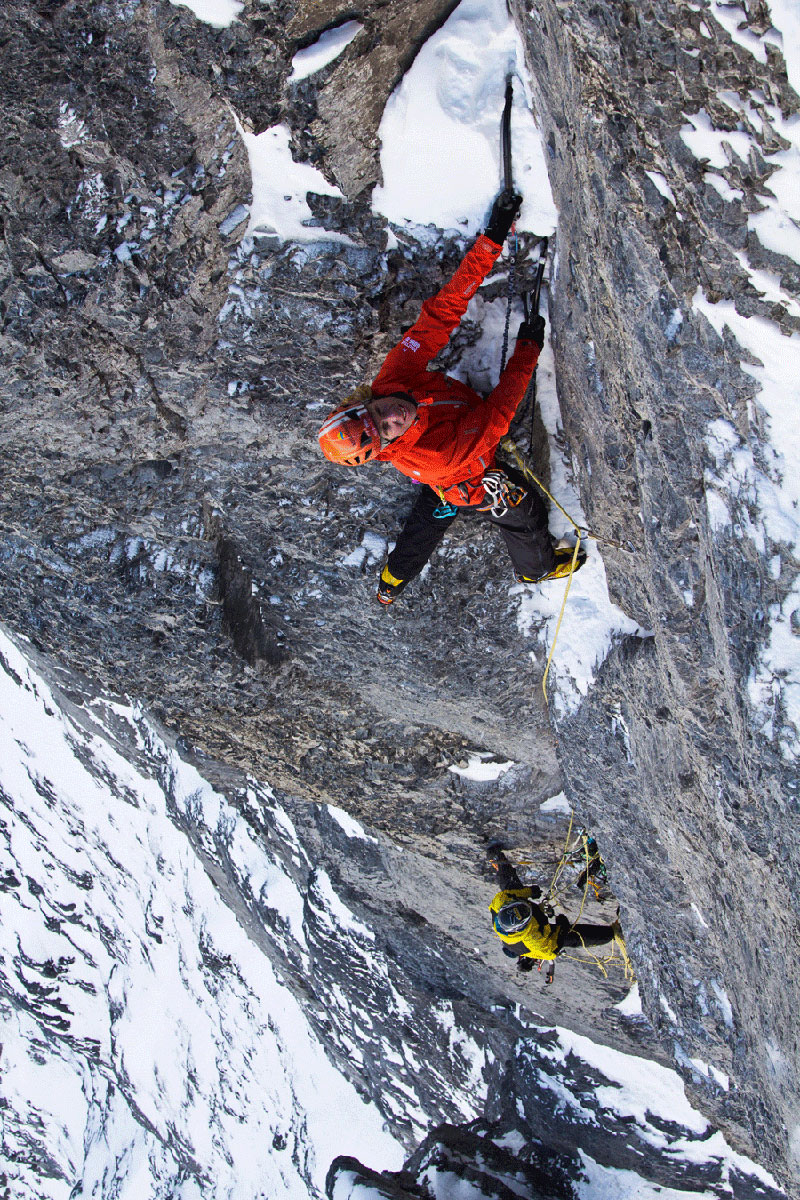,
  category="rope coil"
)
[503,816,635,984]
